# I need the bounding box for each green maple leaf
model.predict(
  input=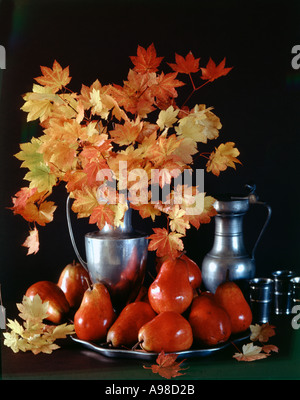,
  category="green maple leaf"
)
[24,163,56,192]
